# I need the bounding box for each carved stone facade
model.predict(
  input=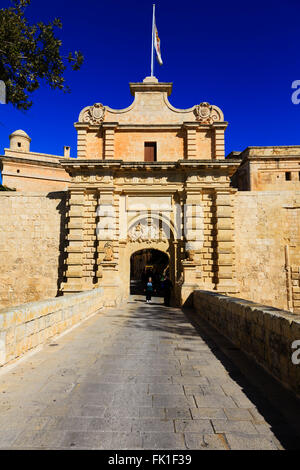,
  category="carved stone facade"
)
[60,76,239,306]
